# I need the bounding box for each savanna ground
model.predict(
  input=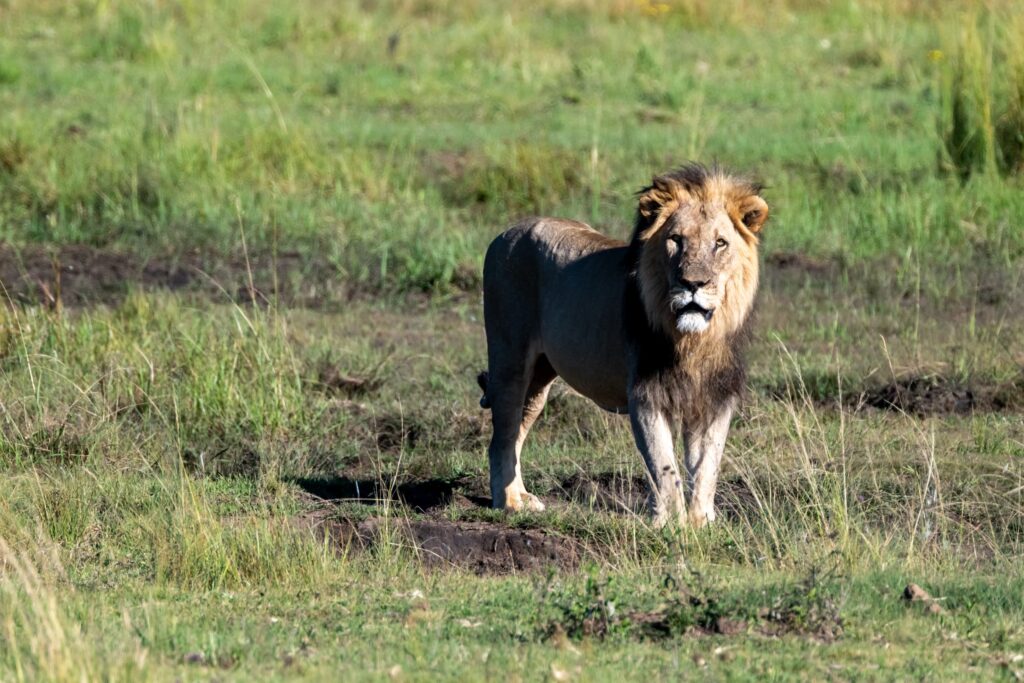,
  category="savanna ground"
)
[1,0,1024,680]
